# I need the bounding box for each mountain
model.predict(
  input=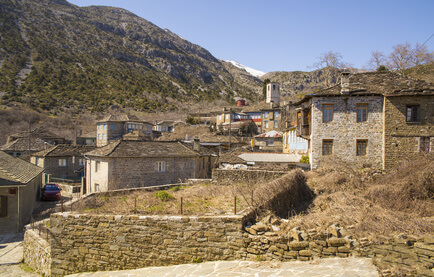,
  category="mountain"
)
[226,60,266,78]
[0,0,261,113]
